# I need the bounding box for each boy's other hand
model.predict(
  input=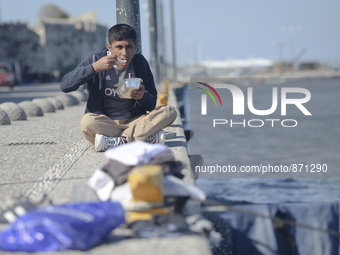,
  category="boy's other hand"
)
[131,84,145,100]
